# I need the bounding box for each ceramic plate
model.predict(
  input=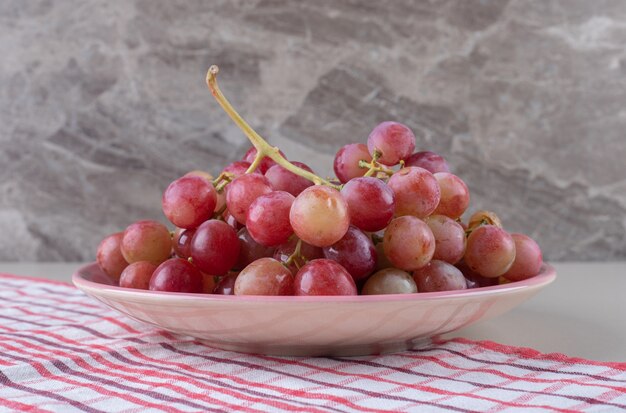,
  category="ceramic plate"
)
[73,263,556,356]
